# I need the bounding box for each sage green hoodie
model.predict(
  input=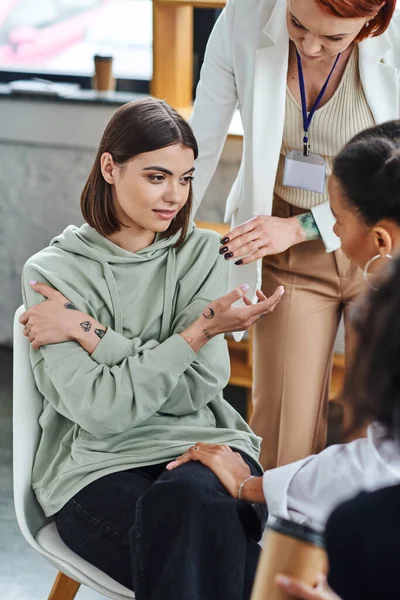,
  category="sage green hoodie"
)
[22,223,261,517]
